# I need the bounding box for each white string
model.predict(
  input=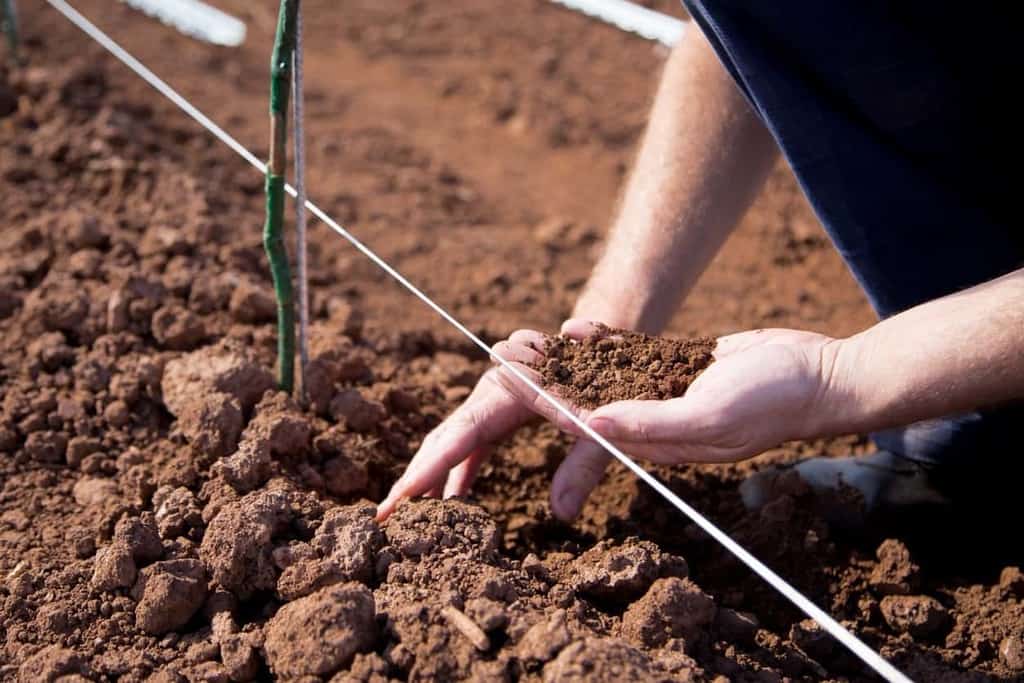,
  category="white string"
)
[292,5,309,404]
[43,2,911,680]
